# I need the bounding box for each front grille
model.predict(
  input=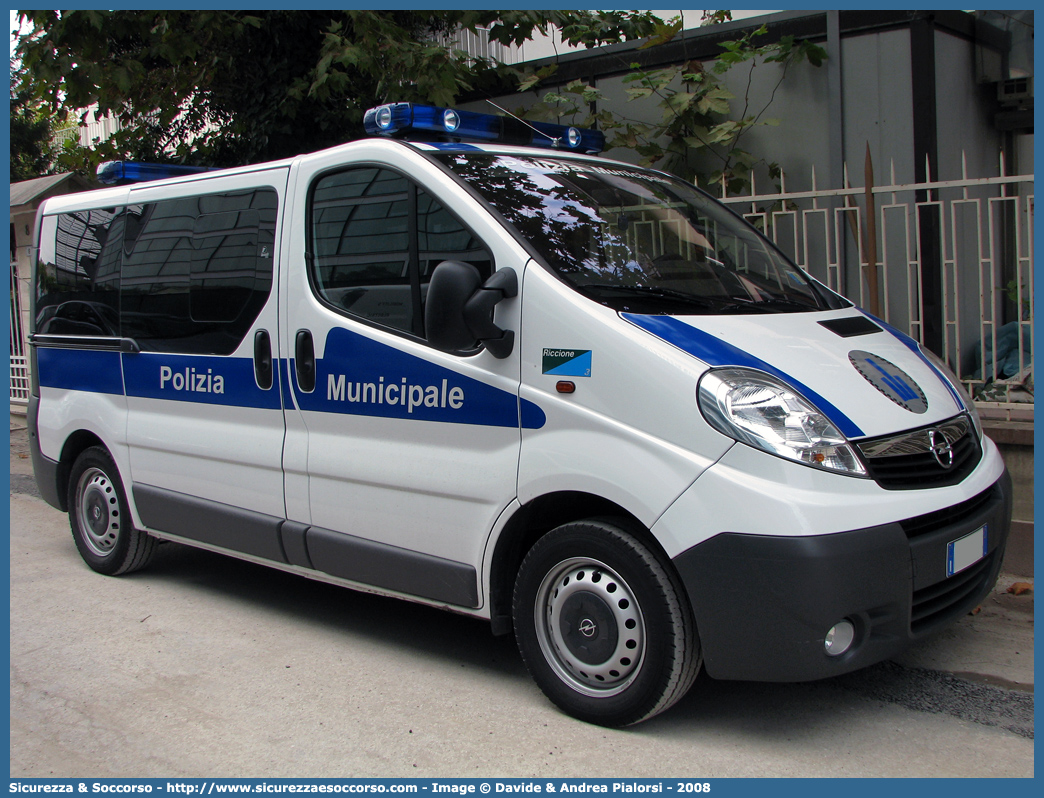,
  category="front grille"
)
[858,416,982,490]
[910,551,995,634]
[899,487,997,540]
